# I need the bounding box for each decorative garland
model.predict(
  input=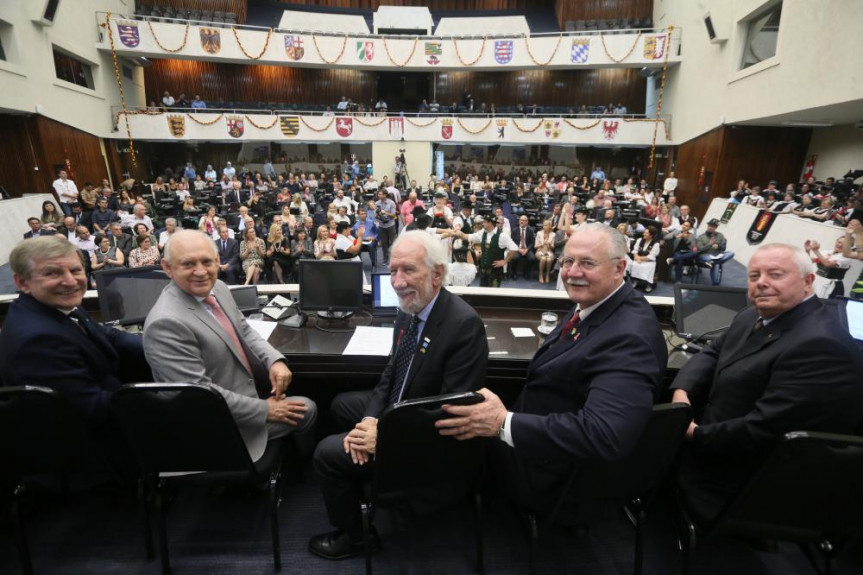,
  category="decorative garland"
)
[244,115,279,129]
[353,116,388,127]
[382,37,419,67]
[648,26,673,169]
[562,118,602,130]
[512,119,543,133]
[523,33,563,66]
[406,117,437,127]
[599,31,642,63]
[103,13,137,167]
[146,20,190,53]
[312,33,348,64]
[452,36,486,66]
[232,27,272,60]
[299,116,336,132]
[456,118,492,134]
[186,113,224,125]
